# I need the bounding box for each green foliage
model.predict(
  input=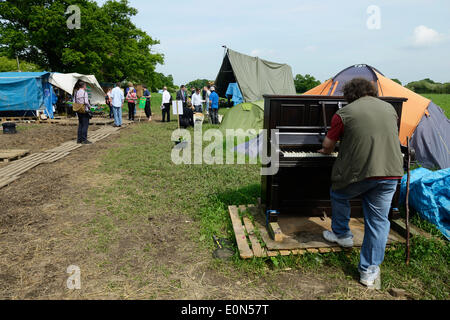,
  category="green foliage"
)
[407,79,450,94]
[294,74,321,94]
[0,56,42,72]
[0,0,164,87]
[391,78,402,86]
[149,73,176,92]
[185,79,212,90]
